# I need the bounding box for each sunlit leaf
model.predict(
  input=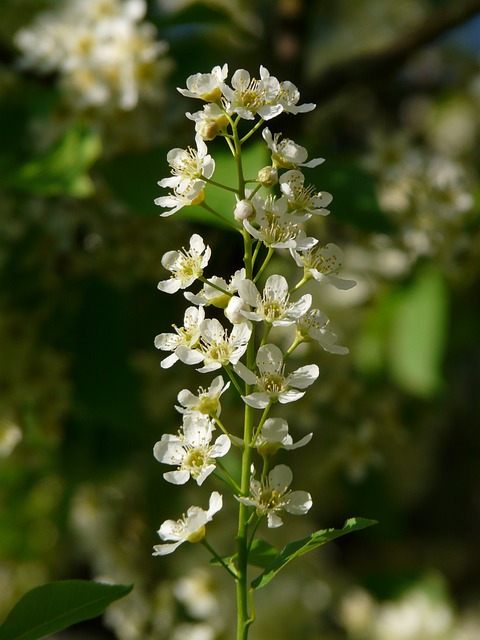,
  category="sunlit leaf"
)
[7,124,101,197]
[388,266,448,397]
[0,581,132,640]
[252,518,377,590]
